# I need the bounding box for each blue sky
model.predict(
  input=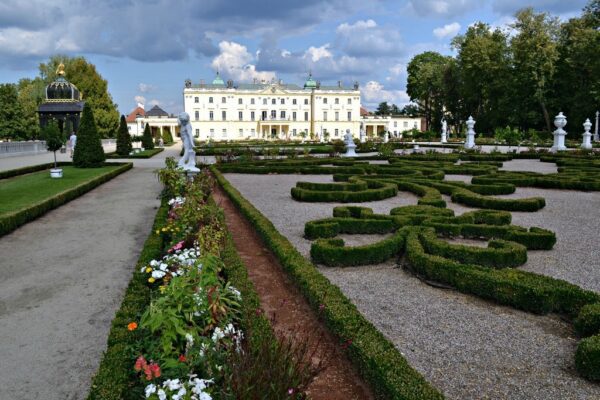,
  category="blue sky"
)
[0,0,588,115]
